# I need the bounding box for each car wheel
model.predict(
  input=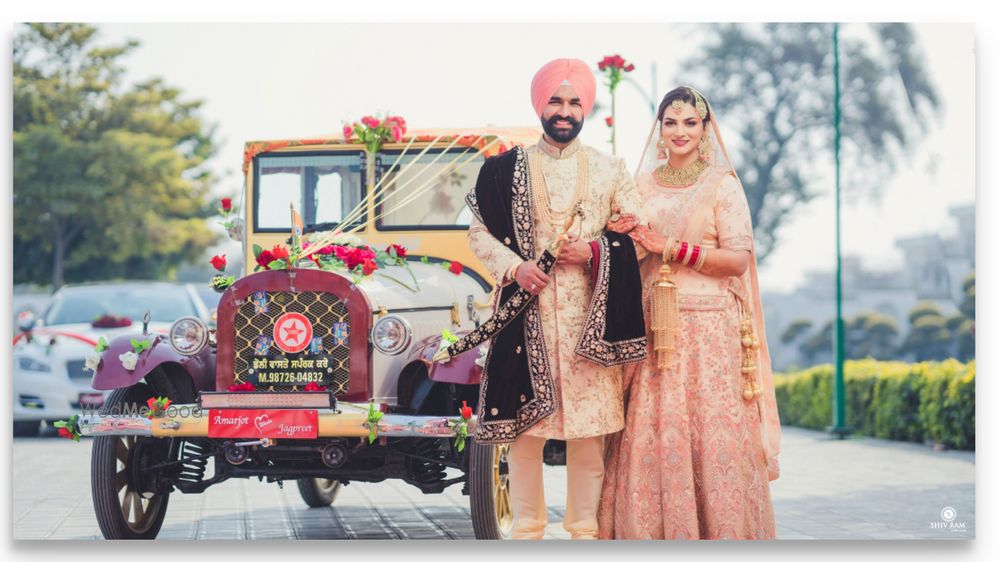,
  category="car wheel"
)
[91,383,172,539]
[13,420,40,437]
[468,441,513,539]
[296,478,342,507]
